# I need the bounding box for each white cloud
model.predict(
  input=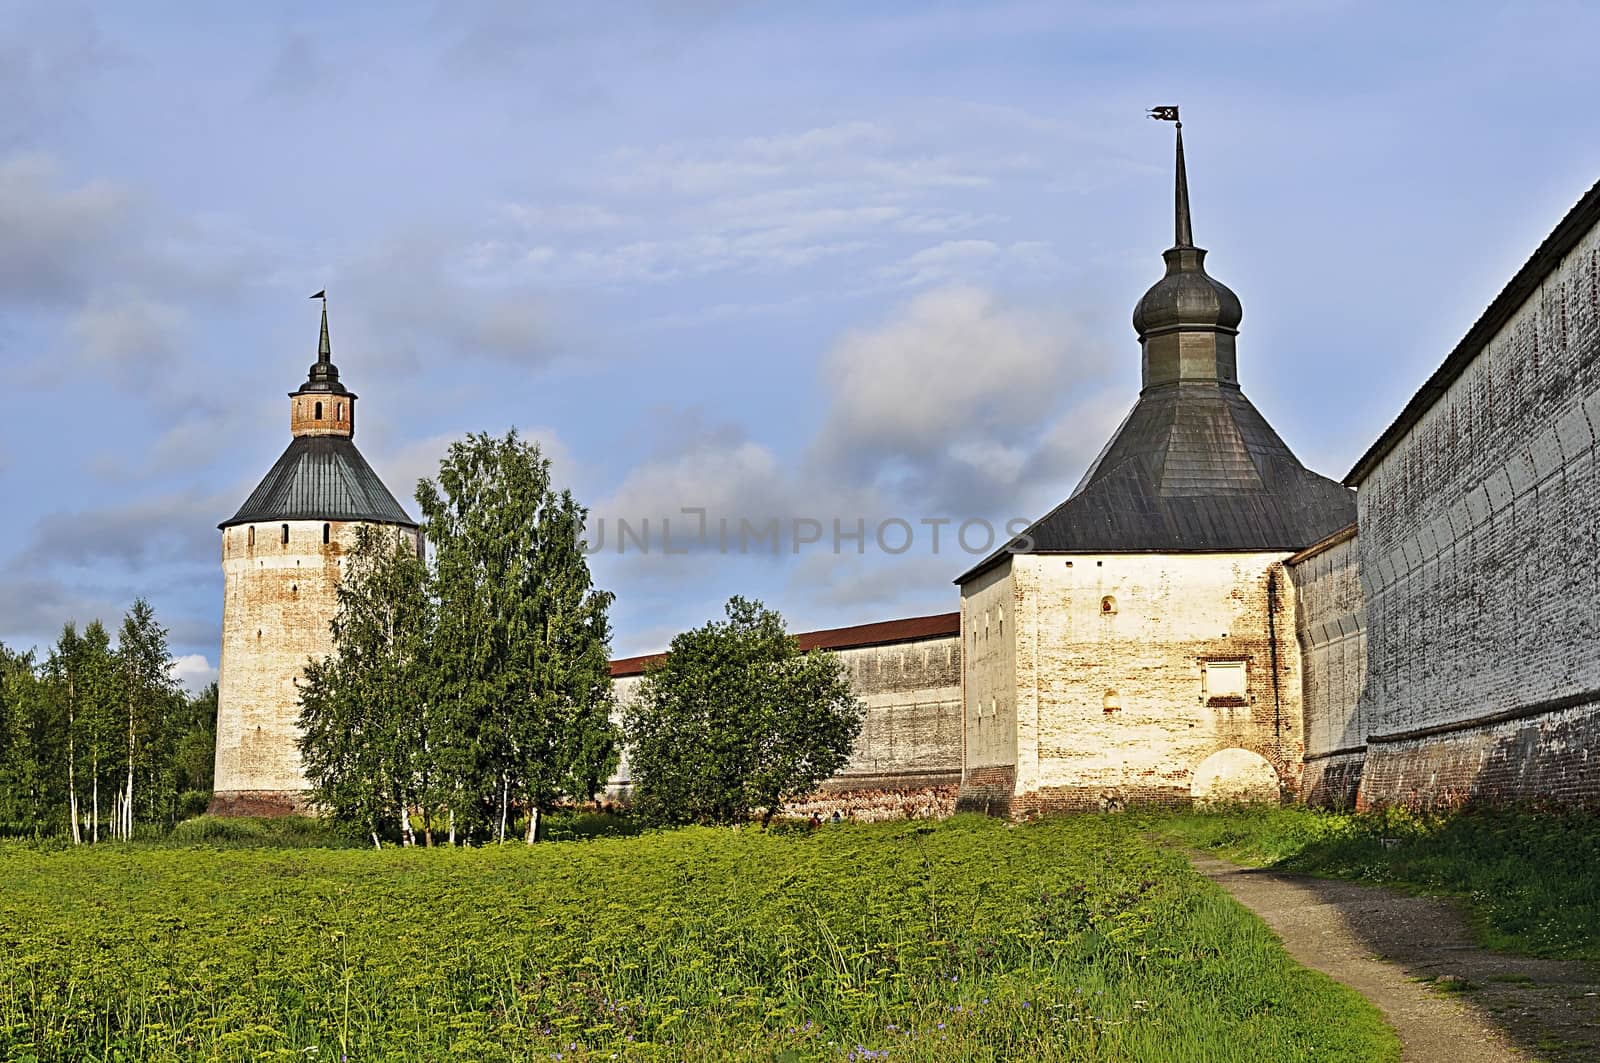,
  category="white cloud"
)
[877,239,1000,286]
[811,285,1116,514]
[819,286,1068,458]
[479,118,1054,290]
[168,653,217,692]
[501,202,628,232]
